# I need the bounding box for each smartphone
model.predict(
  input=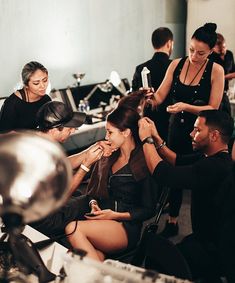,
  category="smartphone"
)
[85,213,96,217]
